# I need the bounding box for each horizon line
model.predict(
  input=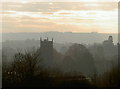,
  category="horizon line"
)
[0,31,119,34]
